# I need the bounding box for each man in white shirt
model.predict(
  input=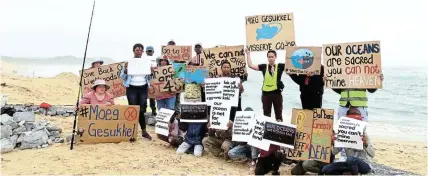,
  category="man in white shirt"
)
[144,46,157,116]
